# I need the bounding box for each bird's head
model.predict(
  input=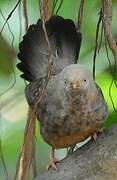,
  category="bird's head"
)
[58,64,96,95]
